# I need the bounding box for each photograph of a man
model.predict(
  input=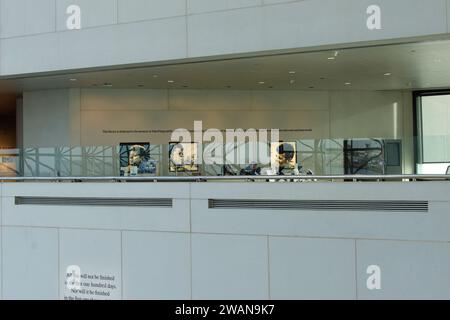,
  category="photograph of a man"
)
[119,143,156,176]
